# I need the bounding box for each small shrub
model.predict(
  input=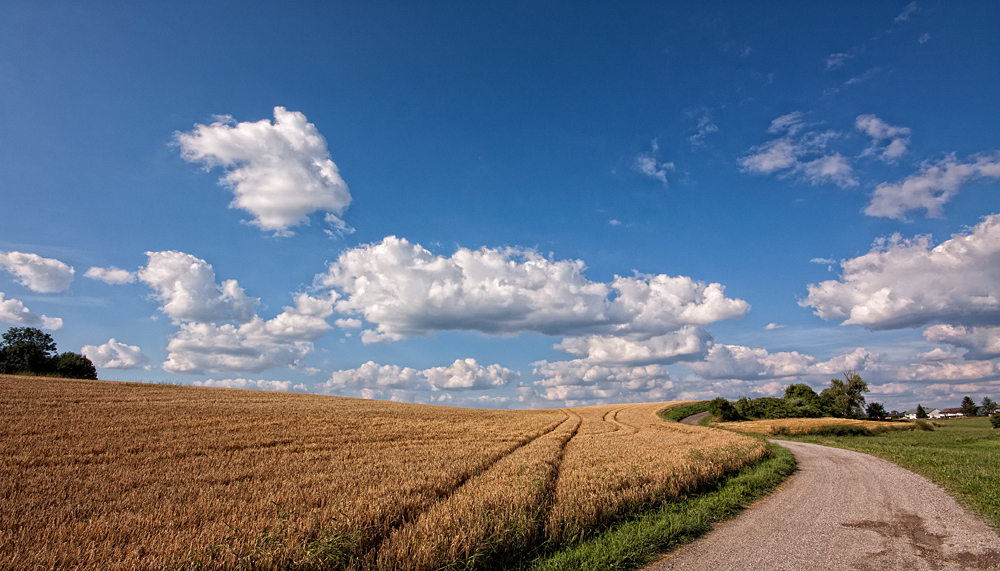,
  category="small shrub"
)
[802,425,874,437]
[991,414,1000,429]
